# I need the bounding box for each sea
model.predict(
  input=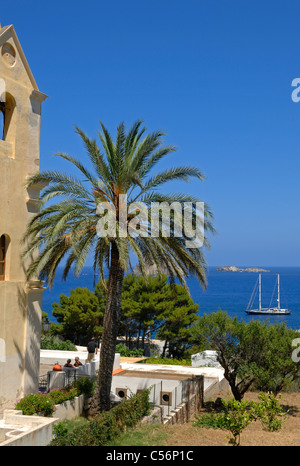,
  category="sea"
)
[43,266,300,330]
